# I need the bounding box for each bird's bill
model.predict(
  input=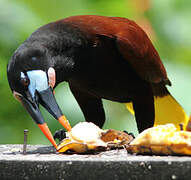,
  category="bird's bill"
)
[15,87,71,149]
[18,94,57,148]
[38,87,72,131]
[38,123,58,149]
